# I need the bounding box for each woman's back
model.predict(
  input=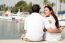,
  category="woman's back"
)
[44,15,62,41]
